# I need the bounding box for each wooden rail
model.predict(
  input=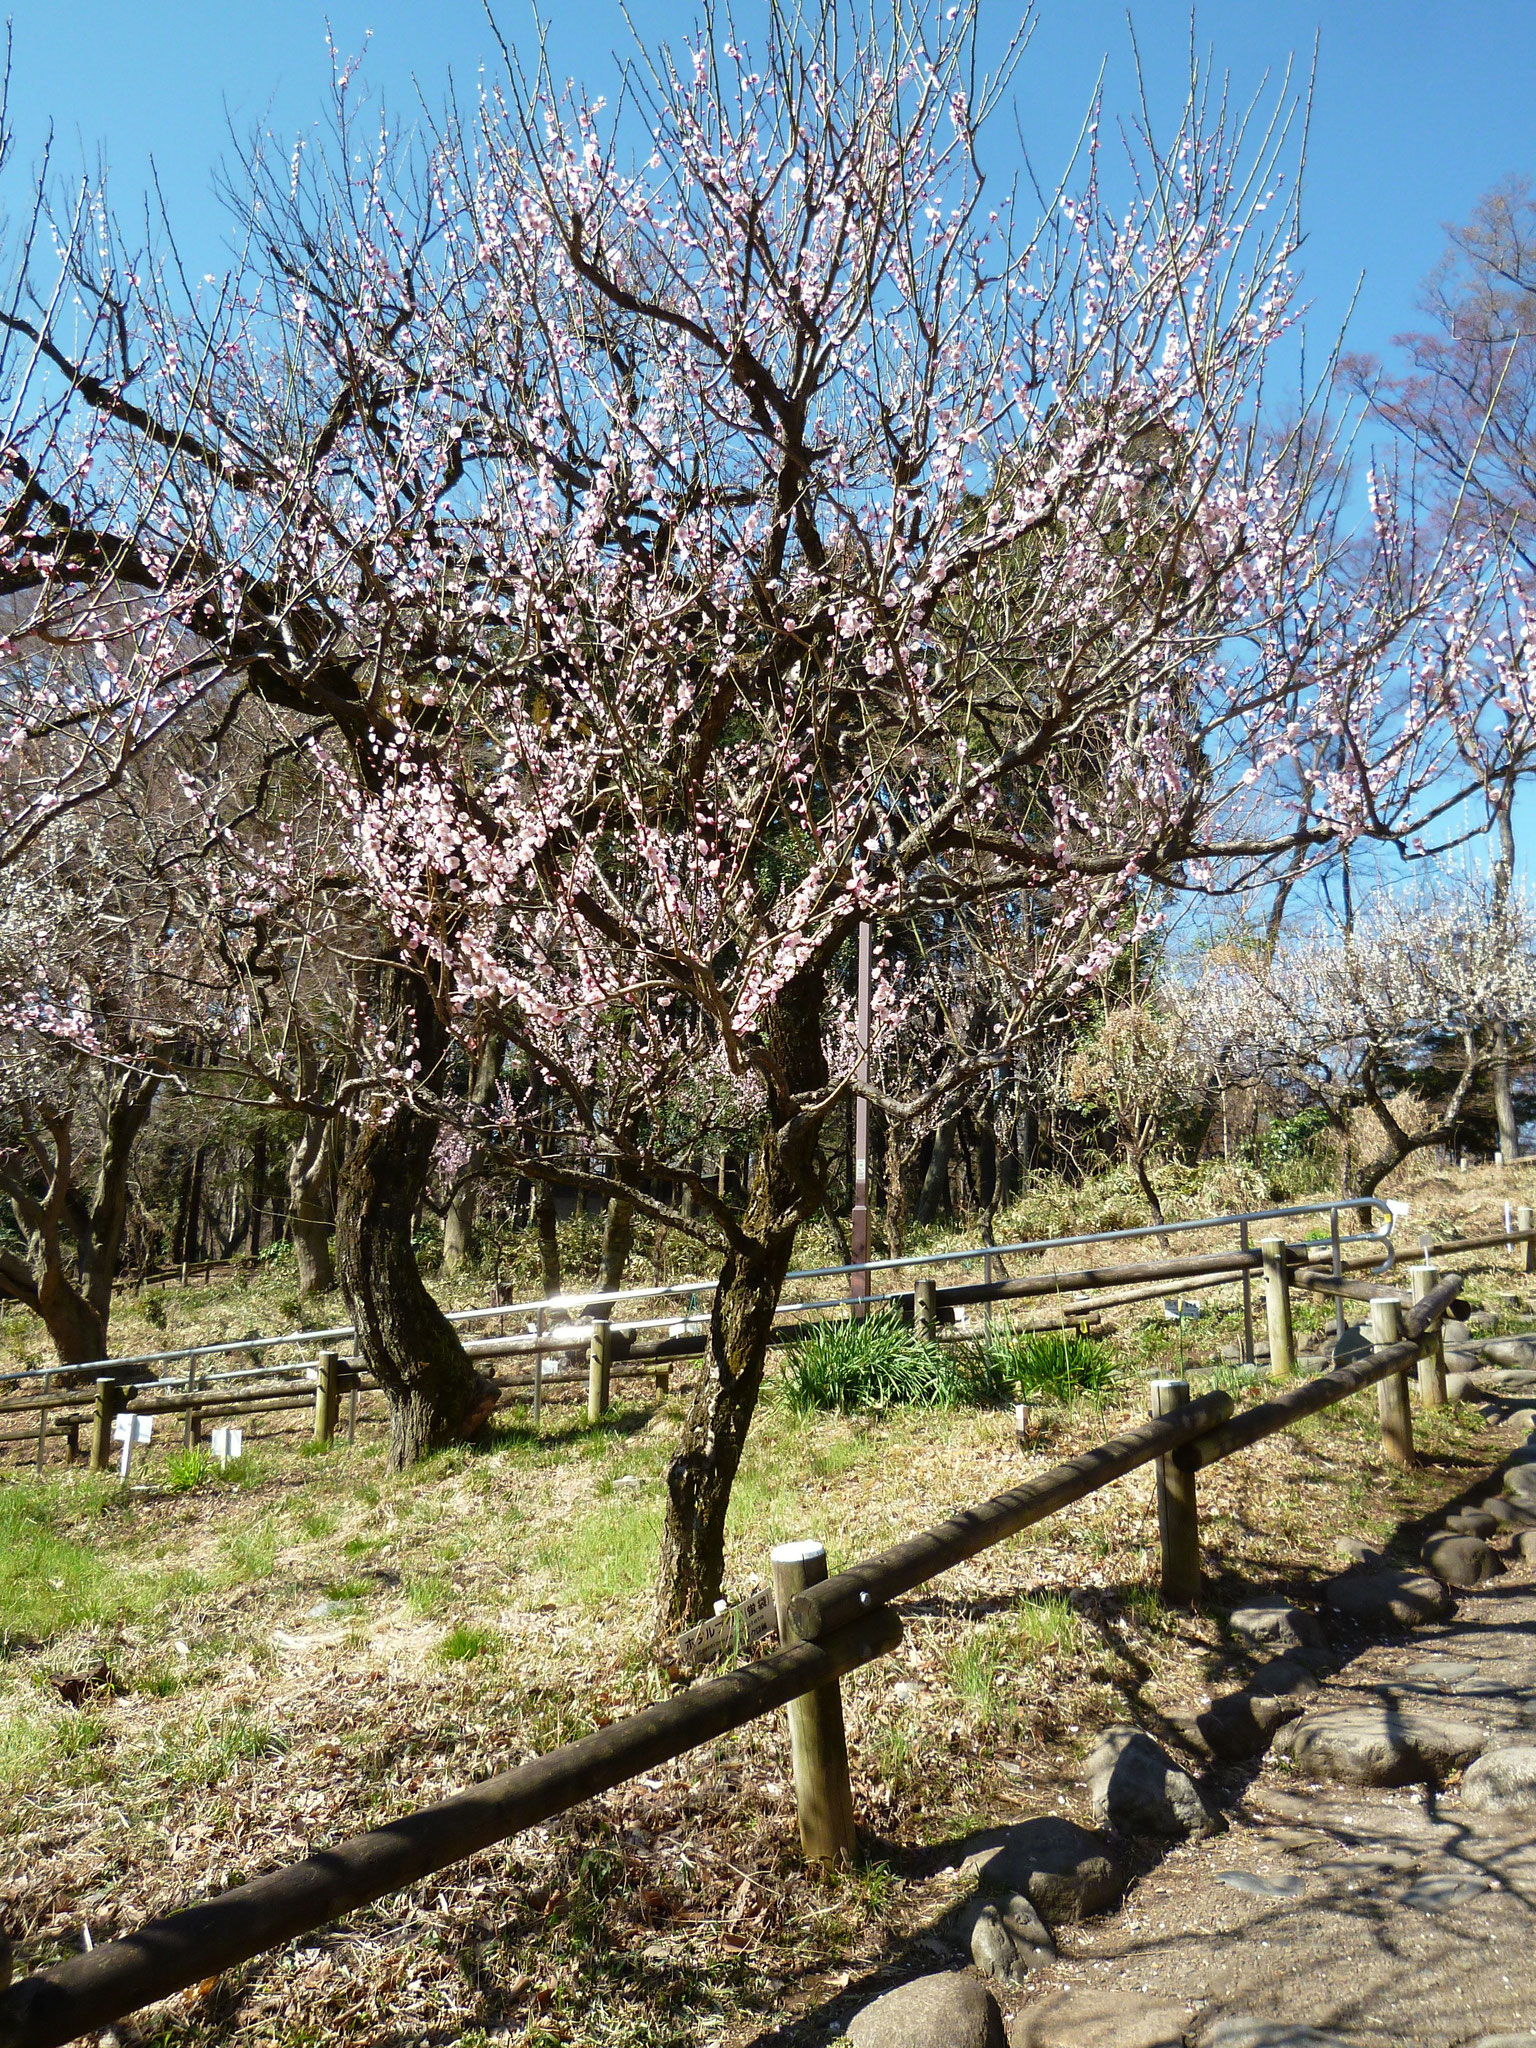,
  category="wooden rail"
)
[0,1256,1475,2047]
